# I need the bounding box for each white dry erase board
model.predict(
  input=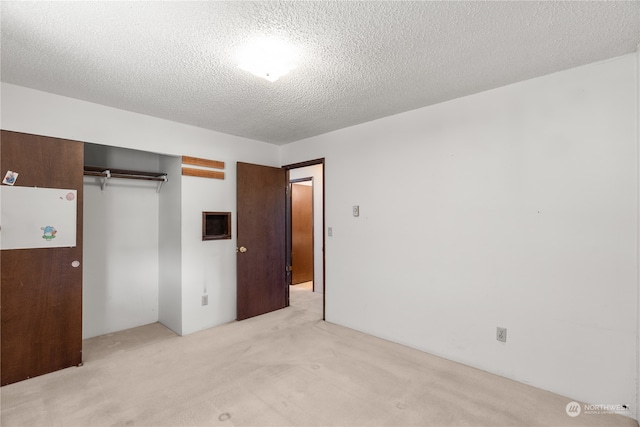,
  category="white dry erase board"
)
[0,186,77,250]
